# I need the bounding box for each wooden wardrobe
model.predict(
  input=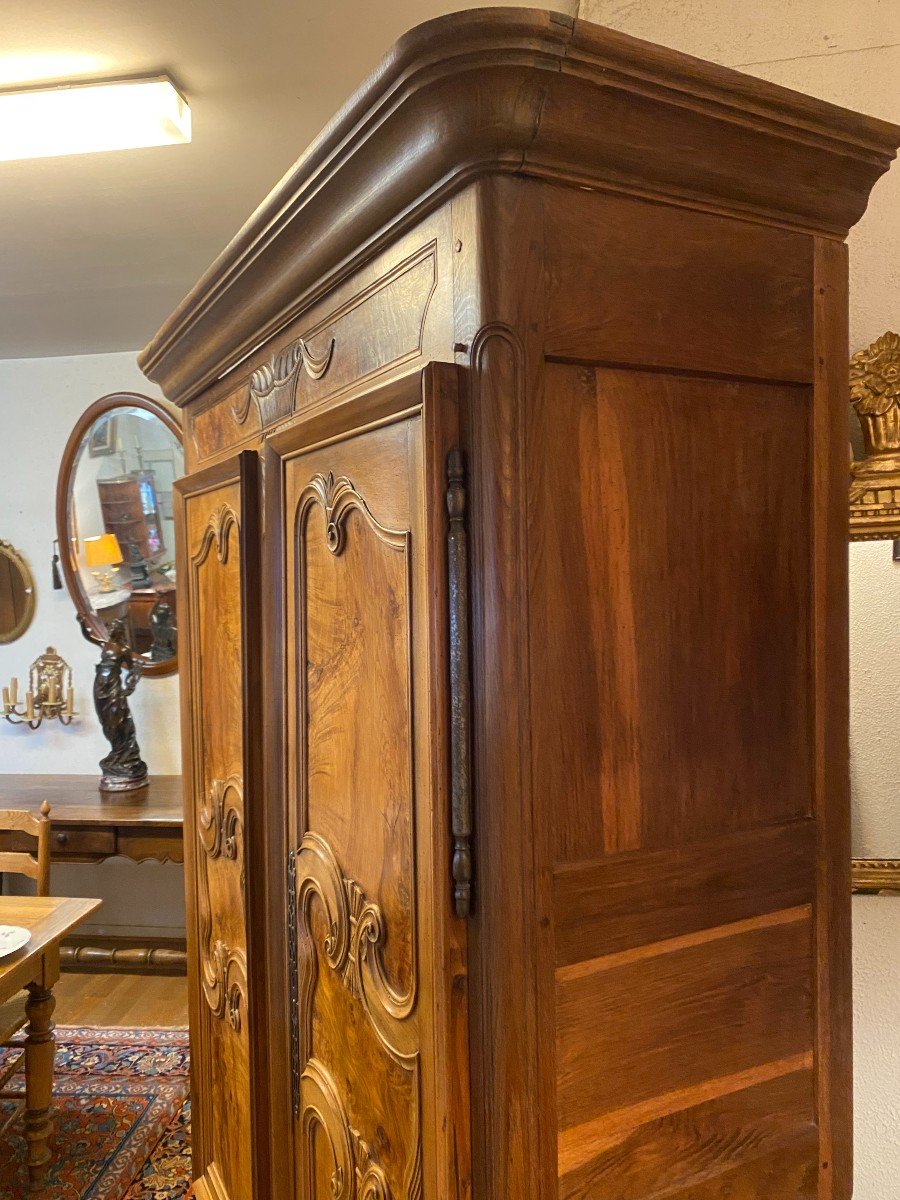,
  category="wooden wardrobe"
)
[141,11,900,1200]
